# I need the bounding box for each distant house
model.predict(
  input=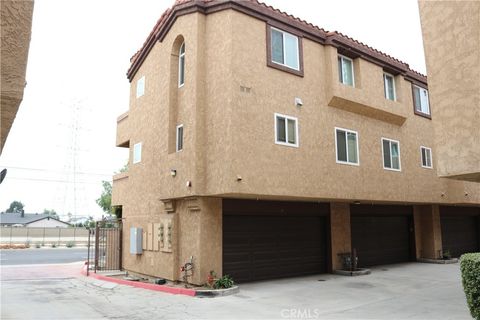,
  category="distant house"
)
[0,212,70,228]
